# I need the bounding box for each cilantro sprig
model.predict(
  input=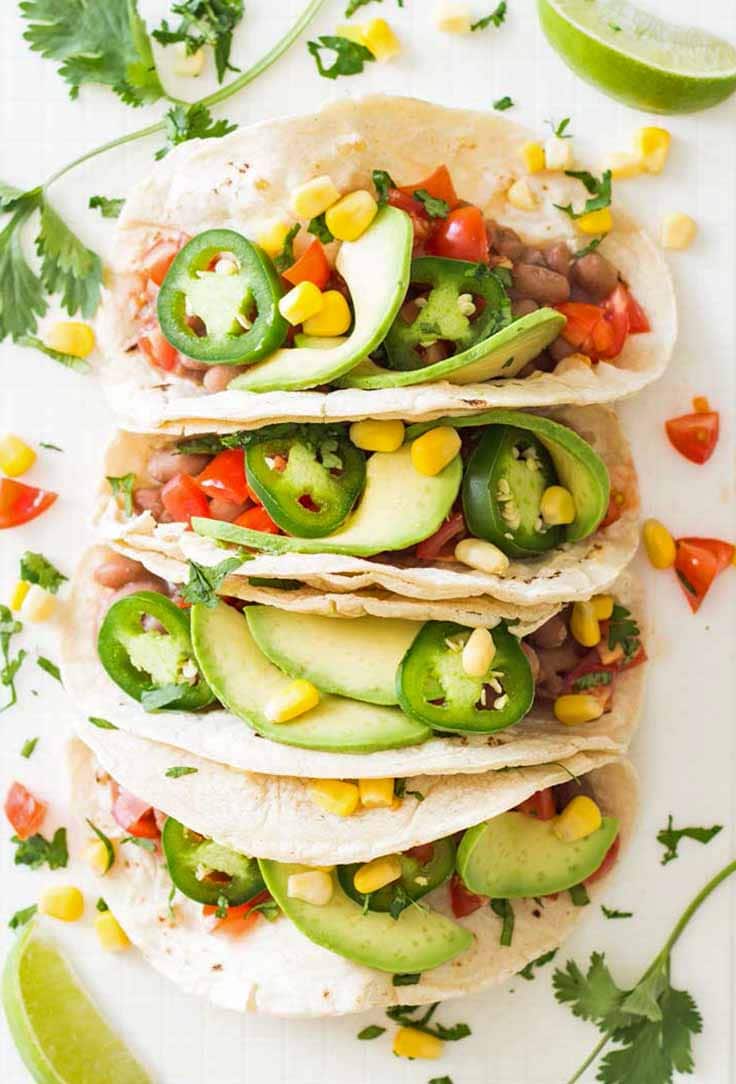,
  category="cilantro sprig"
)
[307,35,375,80]
[471,3,507,31]
[555,170,613,221]
[12,827,69,870]
[153,0,245,84]
[657,816,722,866]
[0,607,26,714]
[180,557,243,607]
[385,1002,471,1042]
[155,103,237,160]
[19,552,67,594]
